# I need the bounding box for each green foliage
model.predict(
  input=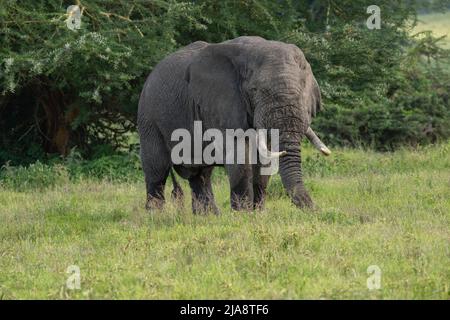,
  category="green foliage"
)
[0,0,208,162]
[0,149,142,190]
[280,3,450,150]
[68,152,142,181]
[0,0,449,164]
[0,161,70,190]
